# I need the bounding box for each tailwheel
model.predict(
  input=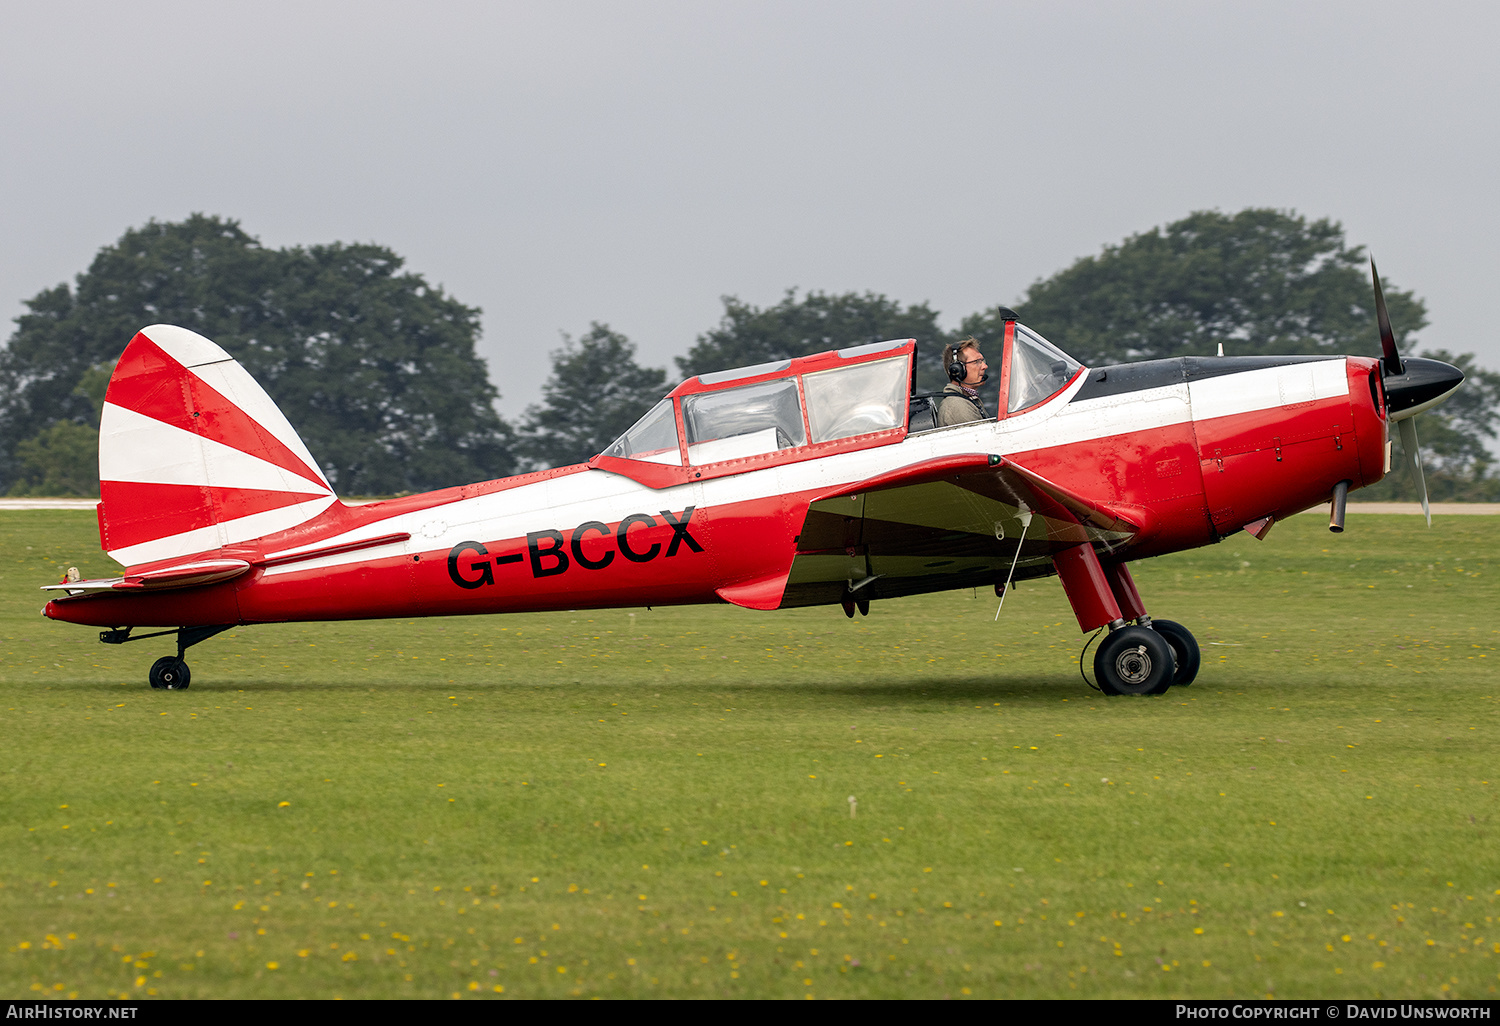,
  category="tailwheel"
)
[149,656,191,690]
[1151,620,1200,687]
[1094,626,1172,696]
